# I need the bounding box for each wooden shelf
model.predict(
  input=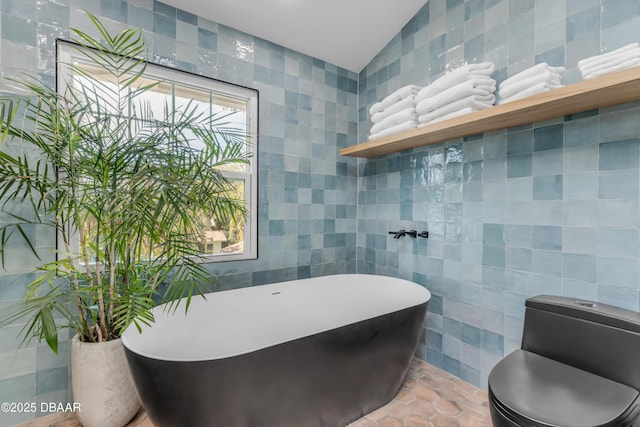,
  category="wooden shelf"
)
[341,66,640,158]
